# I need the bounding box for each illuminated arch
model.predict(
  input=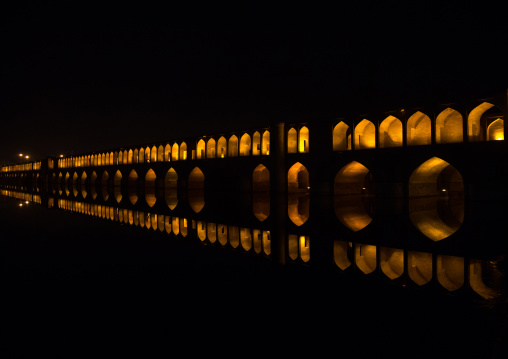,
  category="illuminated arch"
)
[287,128,297,153]
[113,170,122,203]
[487,118,504,141]
[81,172,87,198]
[240,133,251,156]
[407,111,431,146]
[188,167,205,213]
[127,149,133,164]
[145,169,156,207]
[355,243,376,274]
[172,143,179,161]
[72,172,78,197]
[164,144,171,161]
[90,171,97,199]
[217,136,227,158]
[197,139,206,159]
[101,171,109,201]
[379,116,402,148]
[409,157,464,241]
[333,121,350,151]
[180,142,187,160]
[380,247,404,280]
[333,240,351,270]
[253,164,270,221]
[144,147,150,163]
[253,164,270,191]
[469,259,499,299]
[138,148,145,163]
[64,172,70,195]
[288,235,310,262]
[228,135,238,157]
[355,119,375,149]
[128,169,138,205]
[299,126,309,153]
[468,102,494,142]
[436,108,463,144]
[165,168,178,210]
[206,138,216,158]
[252,131,261,156]
[288,162,309,226]
[262,130,270,155]
[288,162,309,191]
[133,149,139,164]
[157,145,164,162]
